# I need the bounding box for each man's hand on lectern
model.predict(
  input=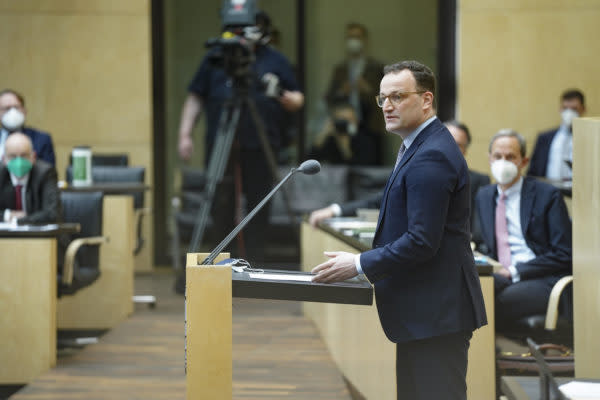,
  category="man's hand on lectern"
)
[311,251,358,284]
